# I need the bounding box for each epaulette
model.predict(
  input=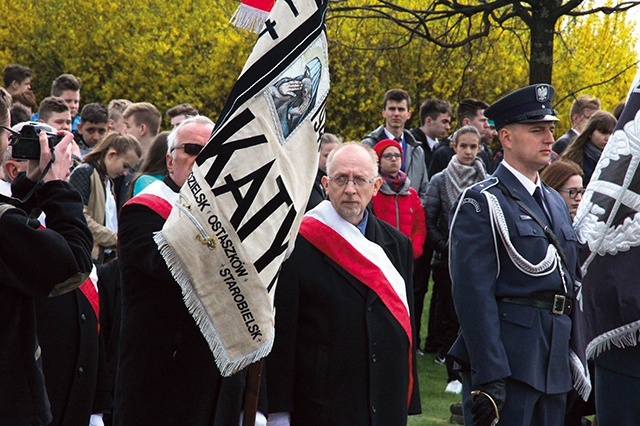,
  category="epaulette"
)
[470,176,499,193]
